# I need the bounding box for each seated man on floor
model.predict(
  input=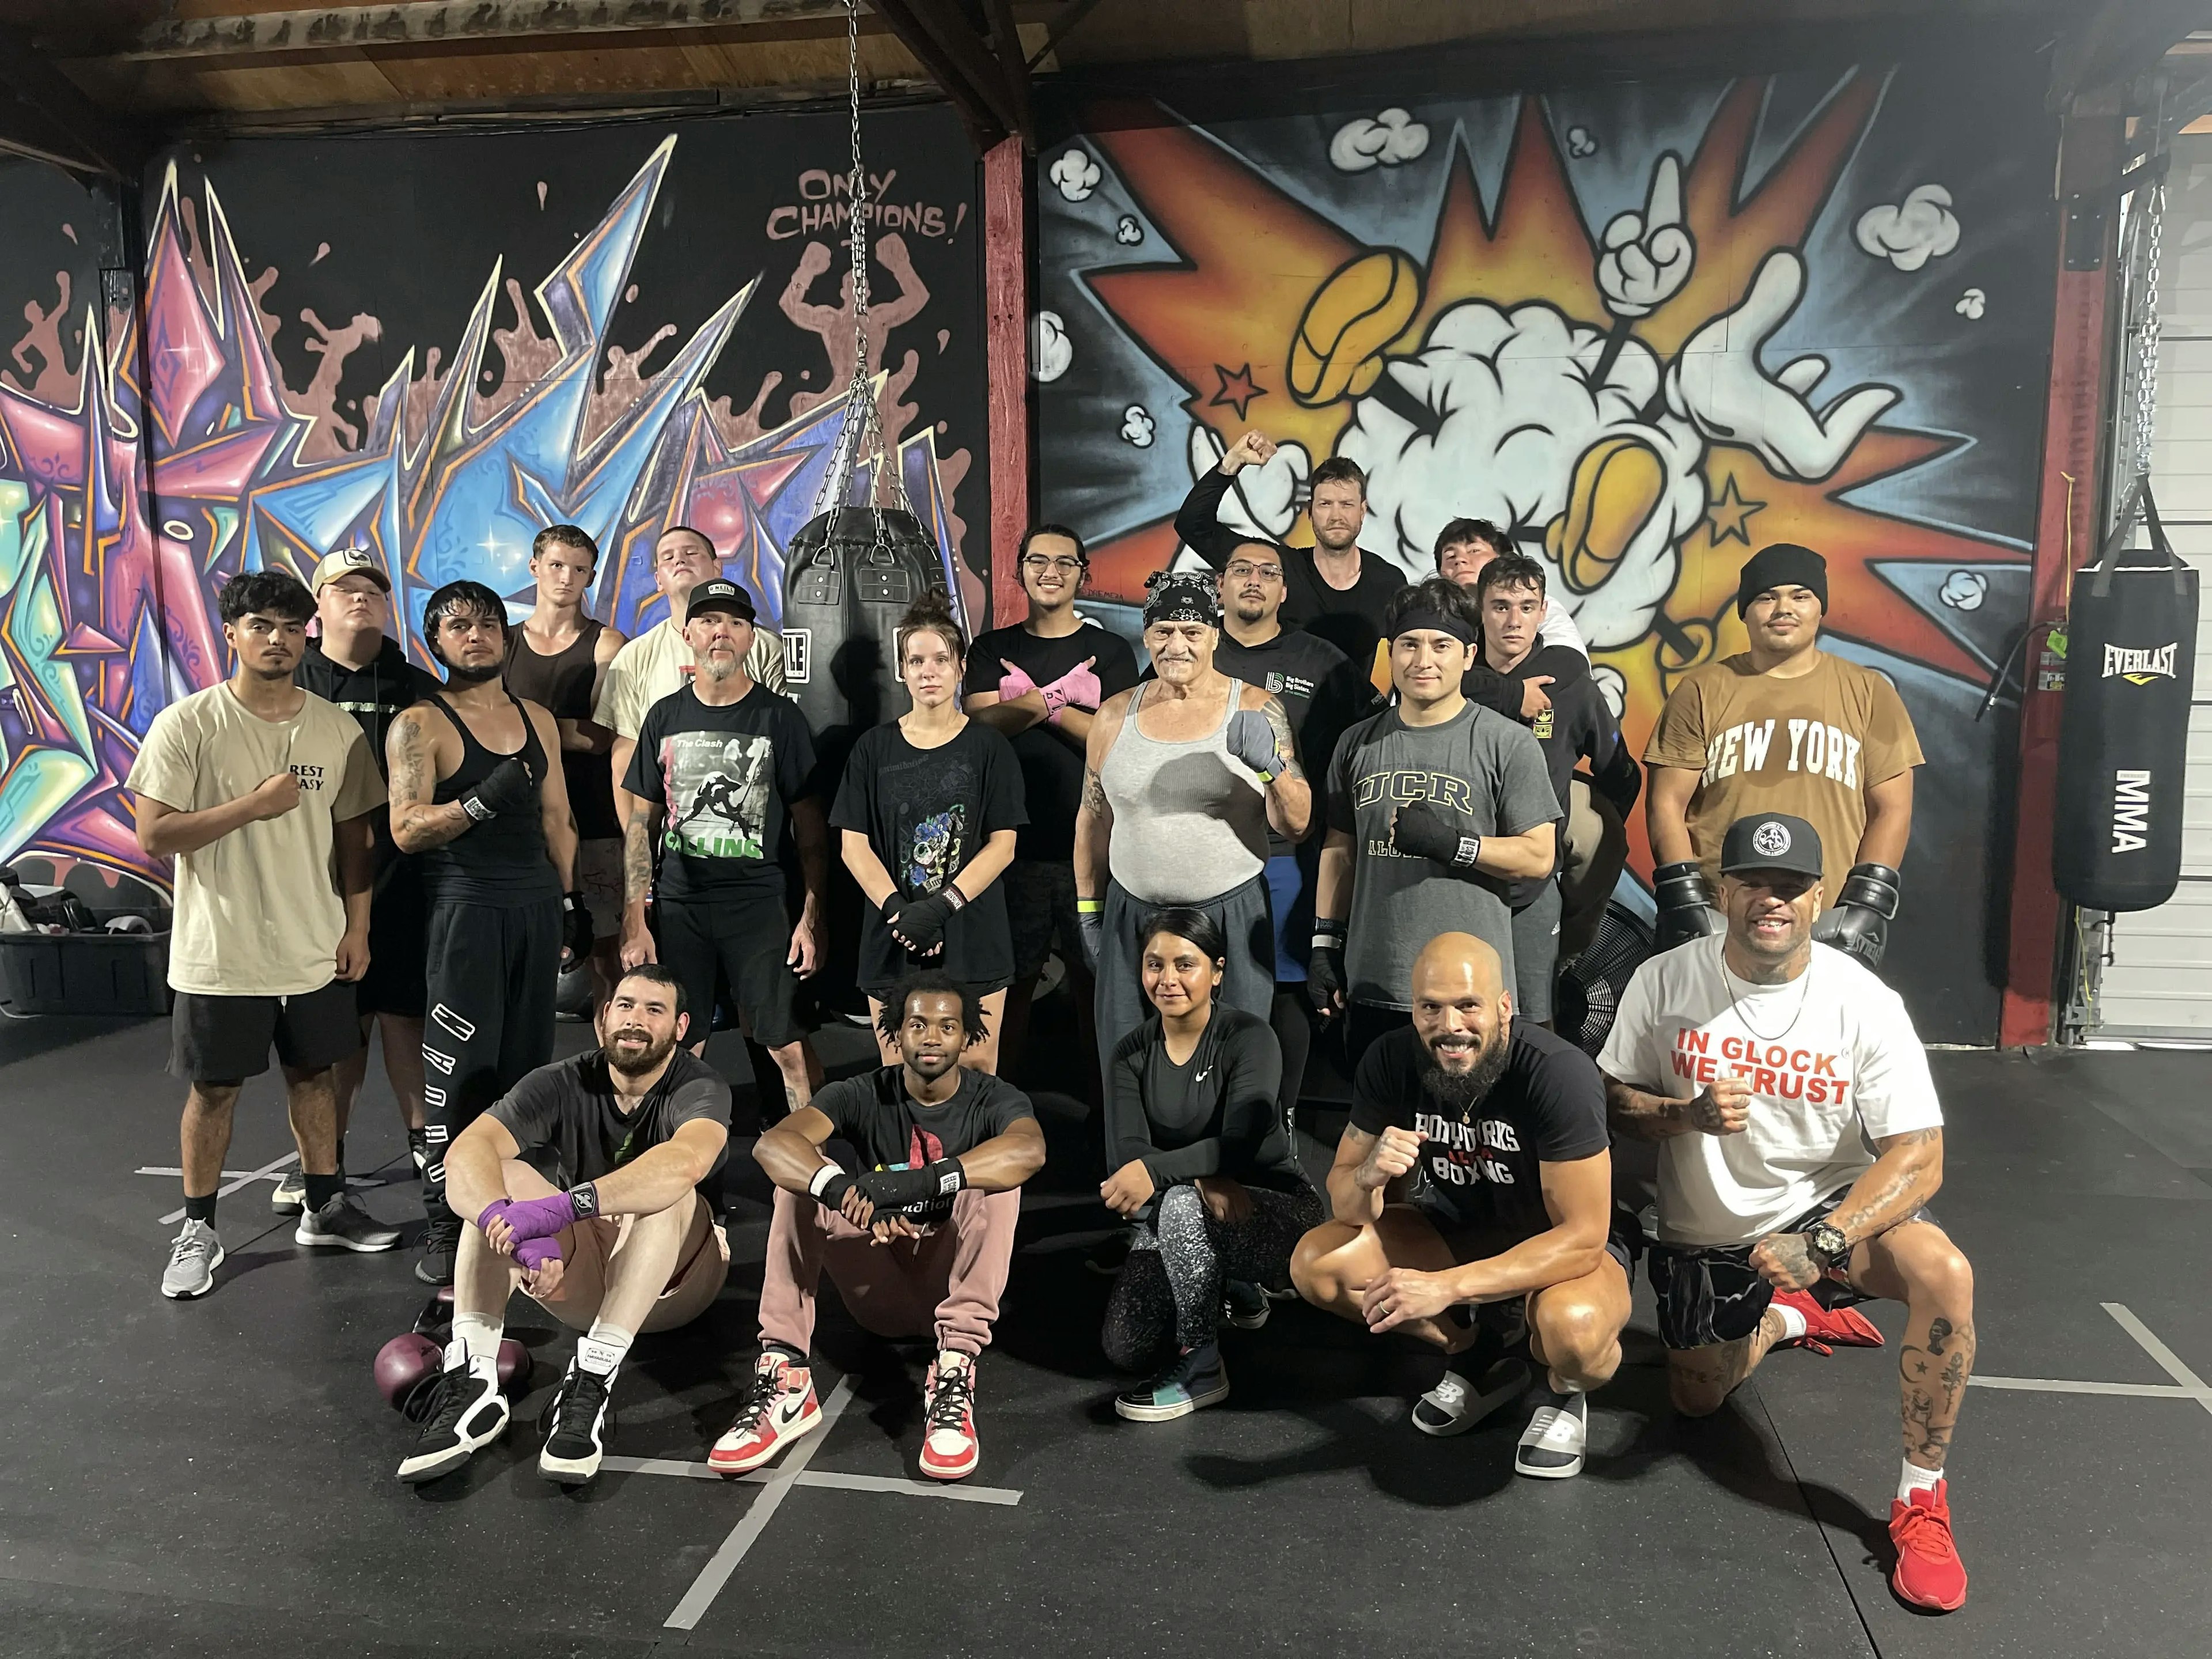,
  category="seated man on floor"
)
[1291,932,1631,1479]
[396,965,729,1488]
[1599,812,1975,1613]
[718,970,1046,1483]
